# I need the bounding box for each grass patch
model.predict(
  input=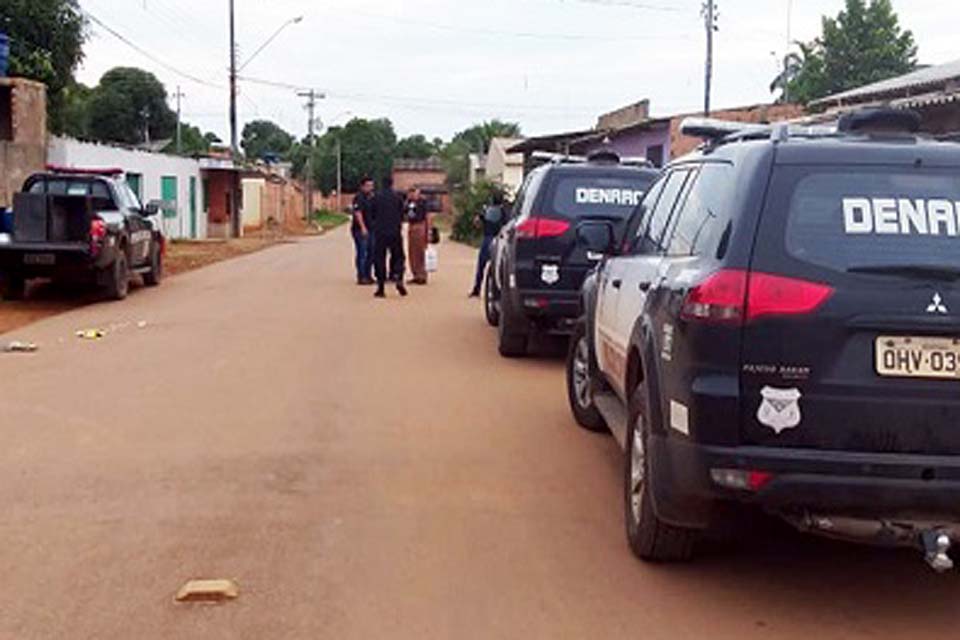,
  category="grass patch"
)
[312,210,351,231]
